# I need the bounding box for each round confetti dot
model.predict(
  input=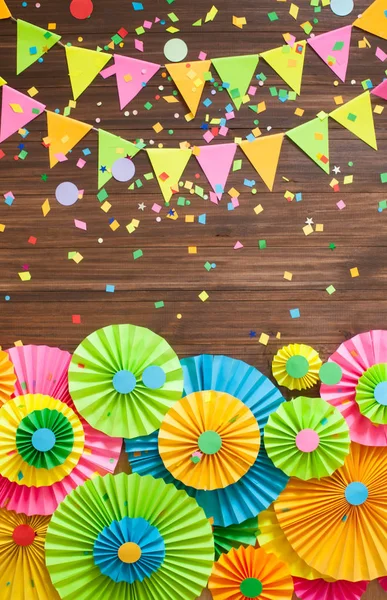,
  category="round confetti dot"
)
[351,79,356,85]
[55,182,79,206]
[70,0,94,19]
[111,157,135,182]
[286,355,309,379]
[174,113,179,118]
[177,313,182,319]
[112,370,136,394]
[319,361,342,385]
[95,117,101,123]
[31,428,56,452]
[198,431,222,455]
[345,482,368,506]
[98,238,103,243]
[5,295,10,301]
[78,37,83,42]
[240,578,263,598]
[22,1,27,6]
[97,101,102,106]
[163,38,188,62]
[118,542,142,564]
[156,217,161,222]
[12,524,35,547]
[334,80,339,86]
[296,429,320,453]
[35,2,41,7]
[348,161,354,167]
[159,85,164,91]
[142,365,166,389]
[211,263,216,268]
[133,110,138,116]
[374,381,387,405]
[330,0,354,16]
[124,111,130,116]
